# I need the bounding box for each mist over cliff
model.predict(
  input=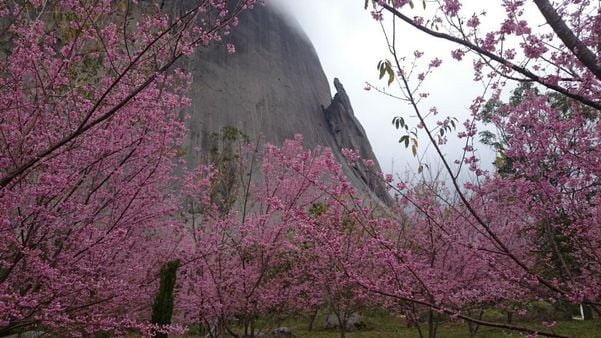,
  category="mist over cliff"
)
[176,3,390,202]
